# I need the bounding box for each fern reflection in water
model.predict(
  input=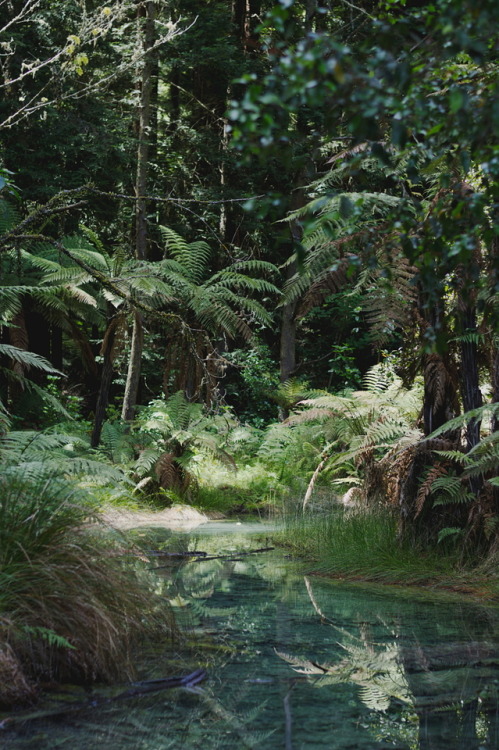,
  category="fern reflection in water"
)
[277,575,499,749]
[4,522,499,749]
